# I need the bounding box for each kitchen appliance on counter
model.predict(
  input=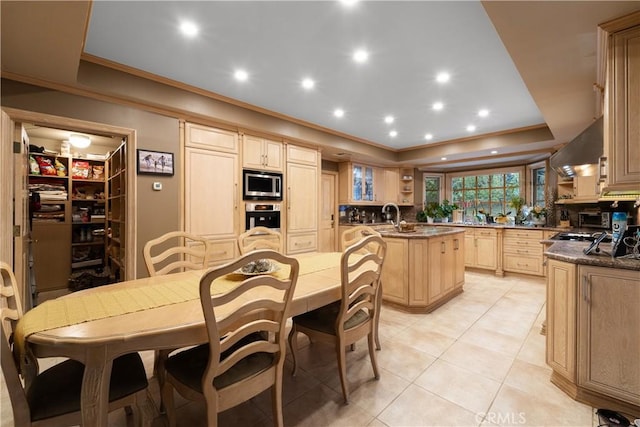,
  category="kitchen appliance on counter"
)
[578,211,610,229]
[243,169,282,200]
[245,203,281,231]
